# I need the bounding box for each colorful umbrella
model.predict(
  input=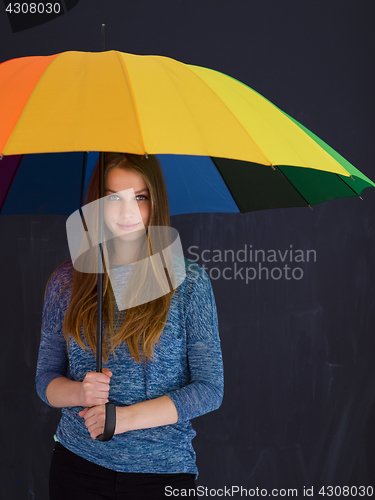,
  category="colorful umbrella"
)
[1,50,374,216]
